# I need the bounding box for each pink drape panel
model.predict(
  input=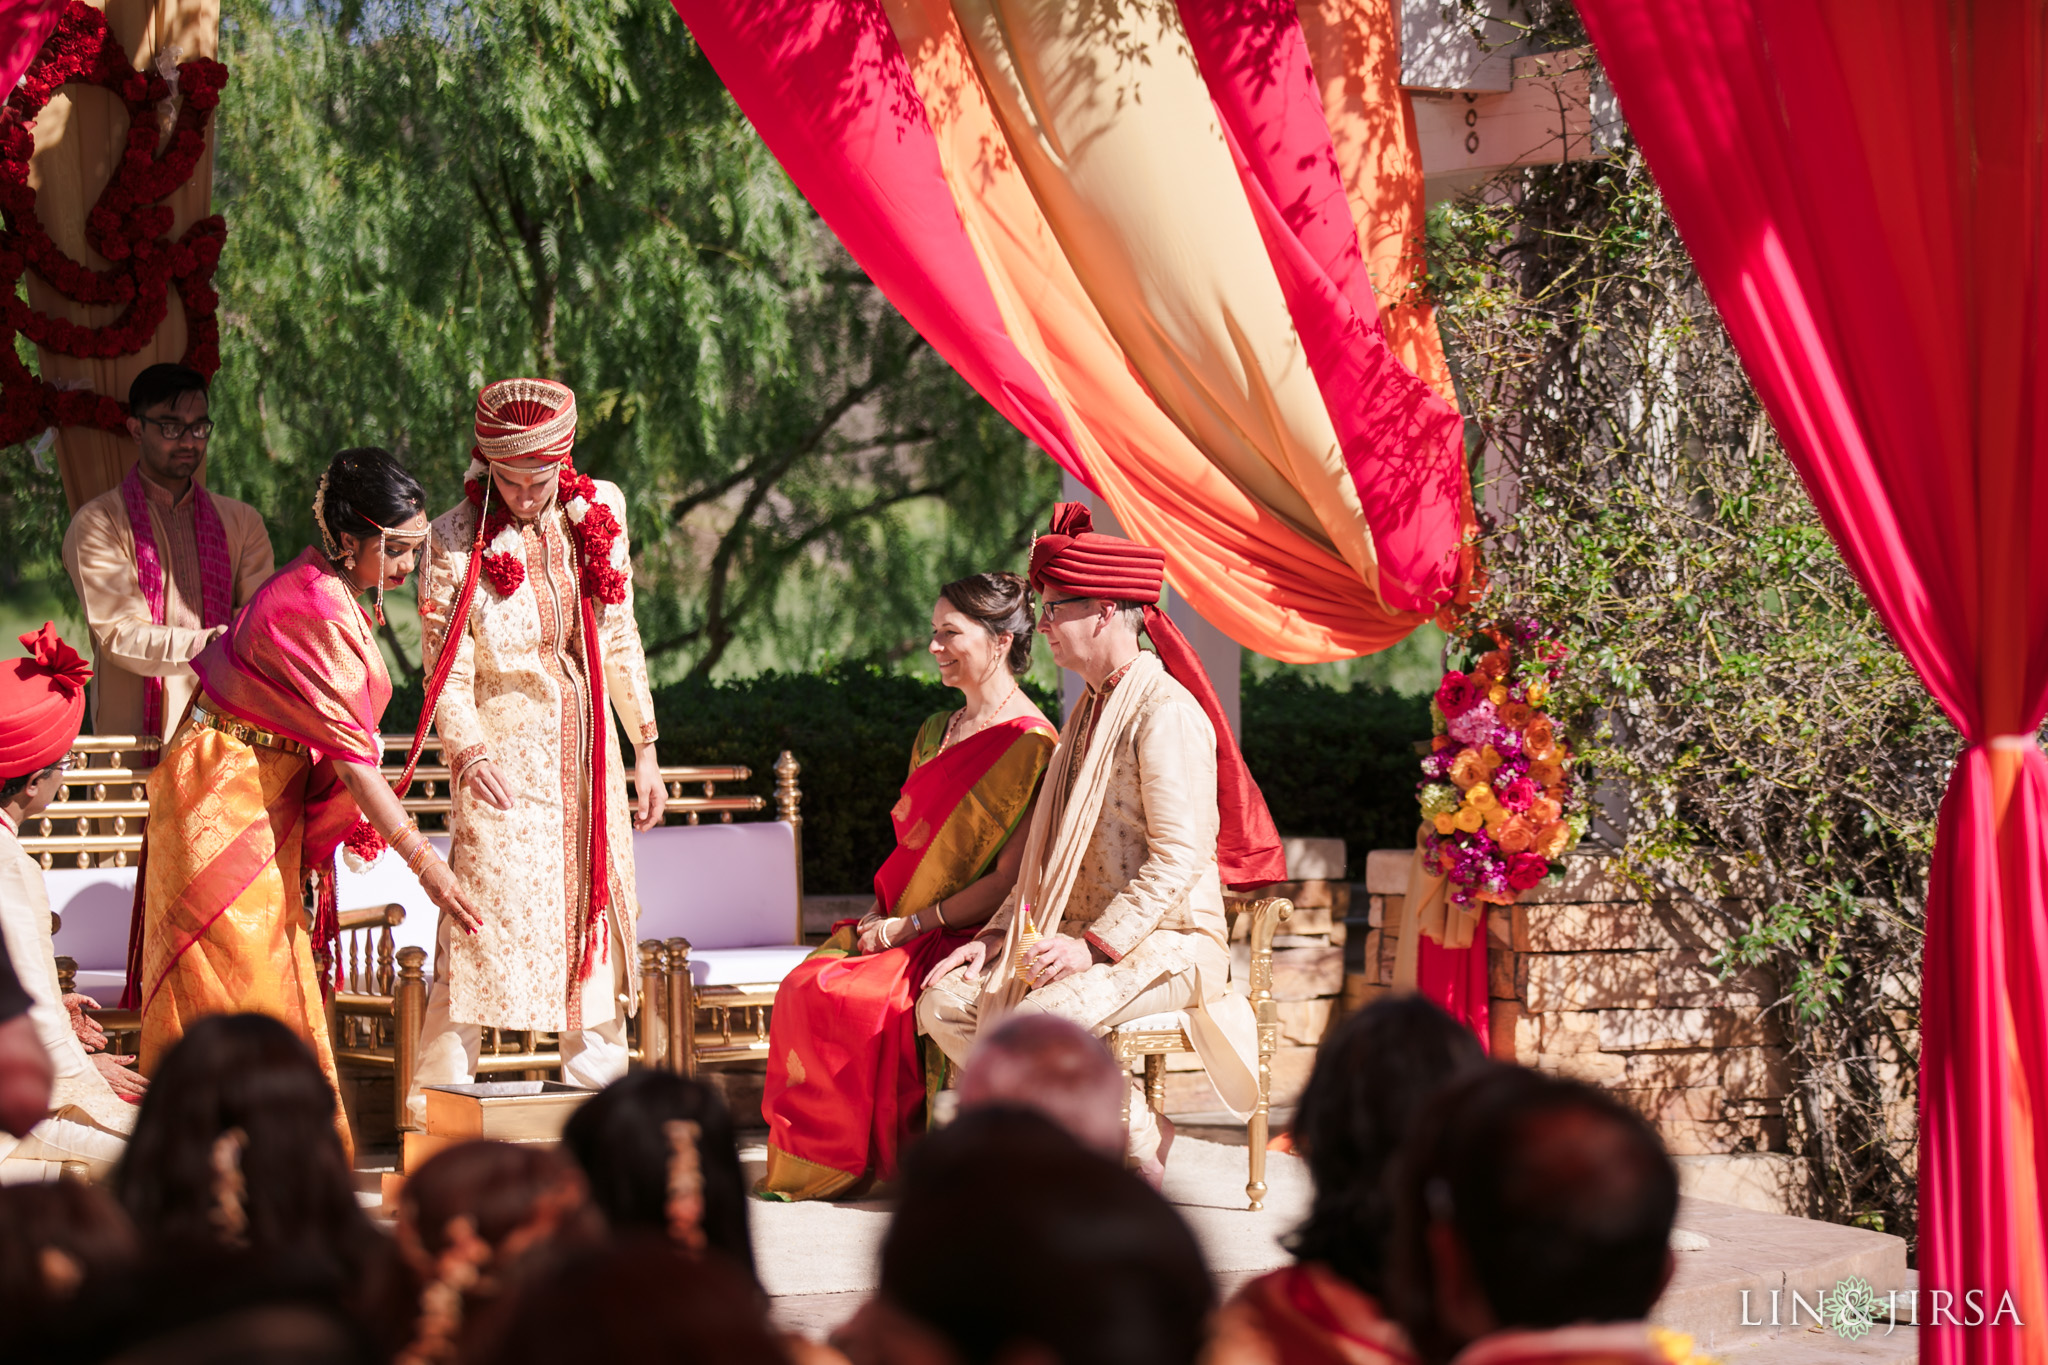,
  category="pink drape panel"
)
[0,1,64,93]
[1179,0,1469,613]
[1576,4,2048,1359]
